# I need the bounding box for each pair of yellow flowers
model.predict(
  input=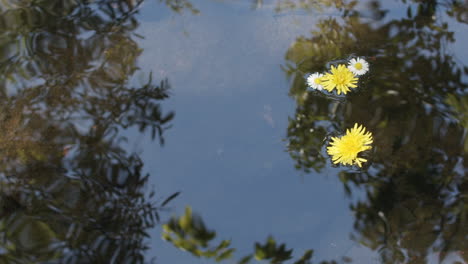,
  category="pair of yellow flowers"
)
[306,58,373,167]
